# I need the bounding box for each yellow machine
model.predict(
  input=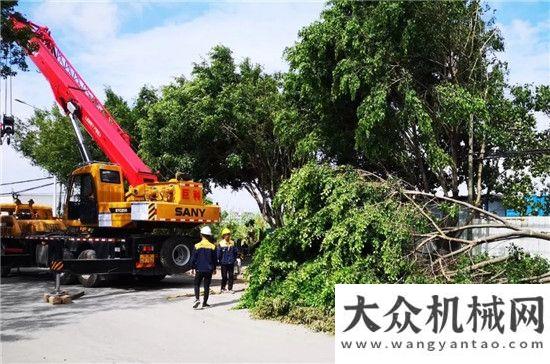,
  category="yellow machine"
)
[1,165,221,284]
[1,202,66,277]
[65,163,220,229]
[0,202,66,237]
